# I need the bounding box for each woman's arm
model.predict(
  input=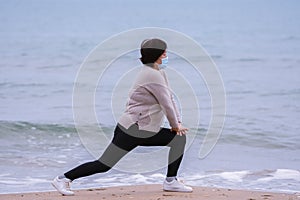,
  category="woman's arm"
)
[171,93,181,123]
